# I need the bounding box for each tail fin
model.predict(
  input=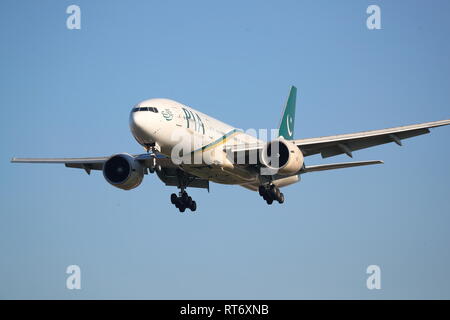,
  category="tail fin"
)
[278,86,297,140]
